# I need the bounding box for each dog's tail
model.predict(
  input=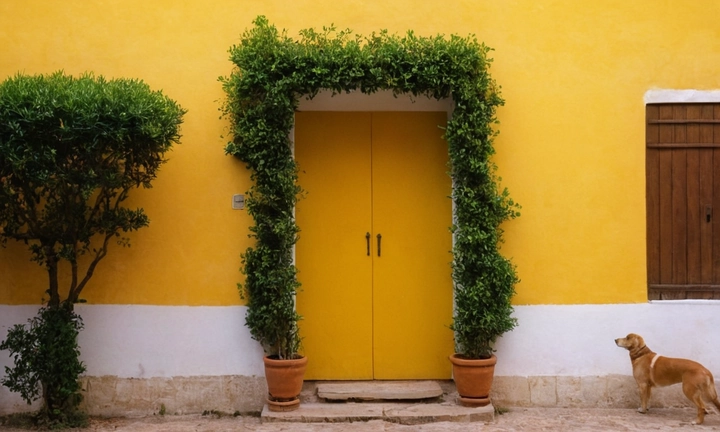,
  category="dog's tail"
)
[712,392,720,412]
[708,376,720,412]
